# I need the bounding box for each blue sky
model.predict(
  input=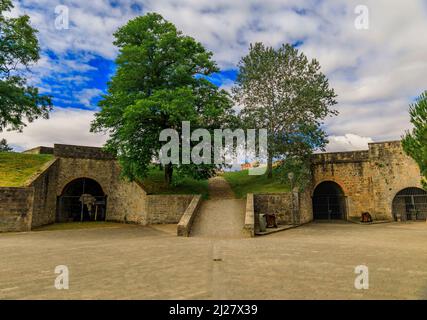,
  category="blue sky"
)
[44,51,238,110]
[19,0,240,111]
[41,51,111,109]
[3,0,427,151]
